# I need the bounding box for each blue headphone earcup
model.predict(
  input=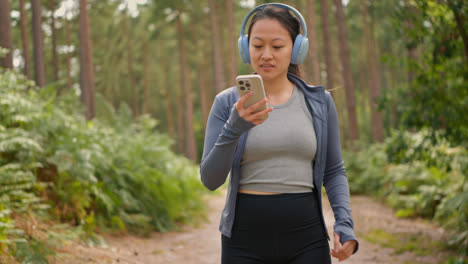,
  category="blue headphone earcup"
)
[238,35,251,64]
[291,34,309,65]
